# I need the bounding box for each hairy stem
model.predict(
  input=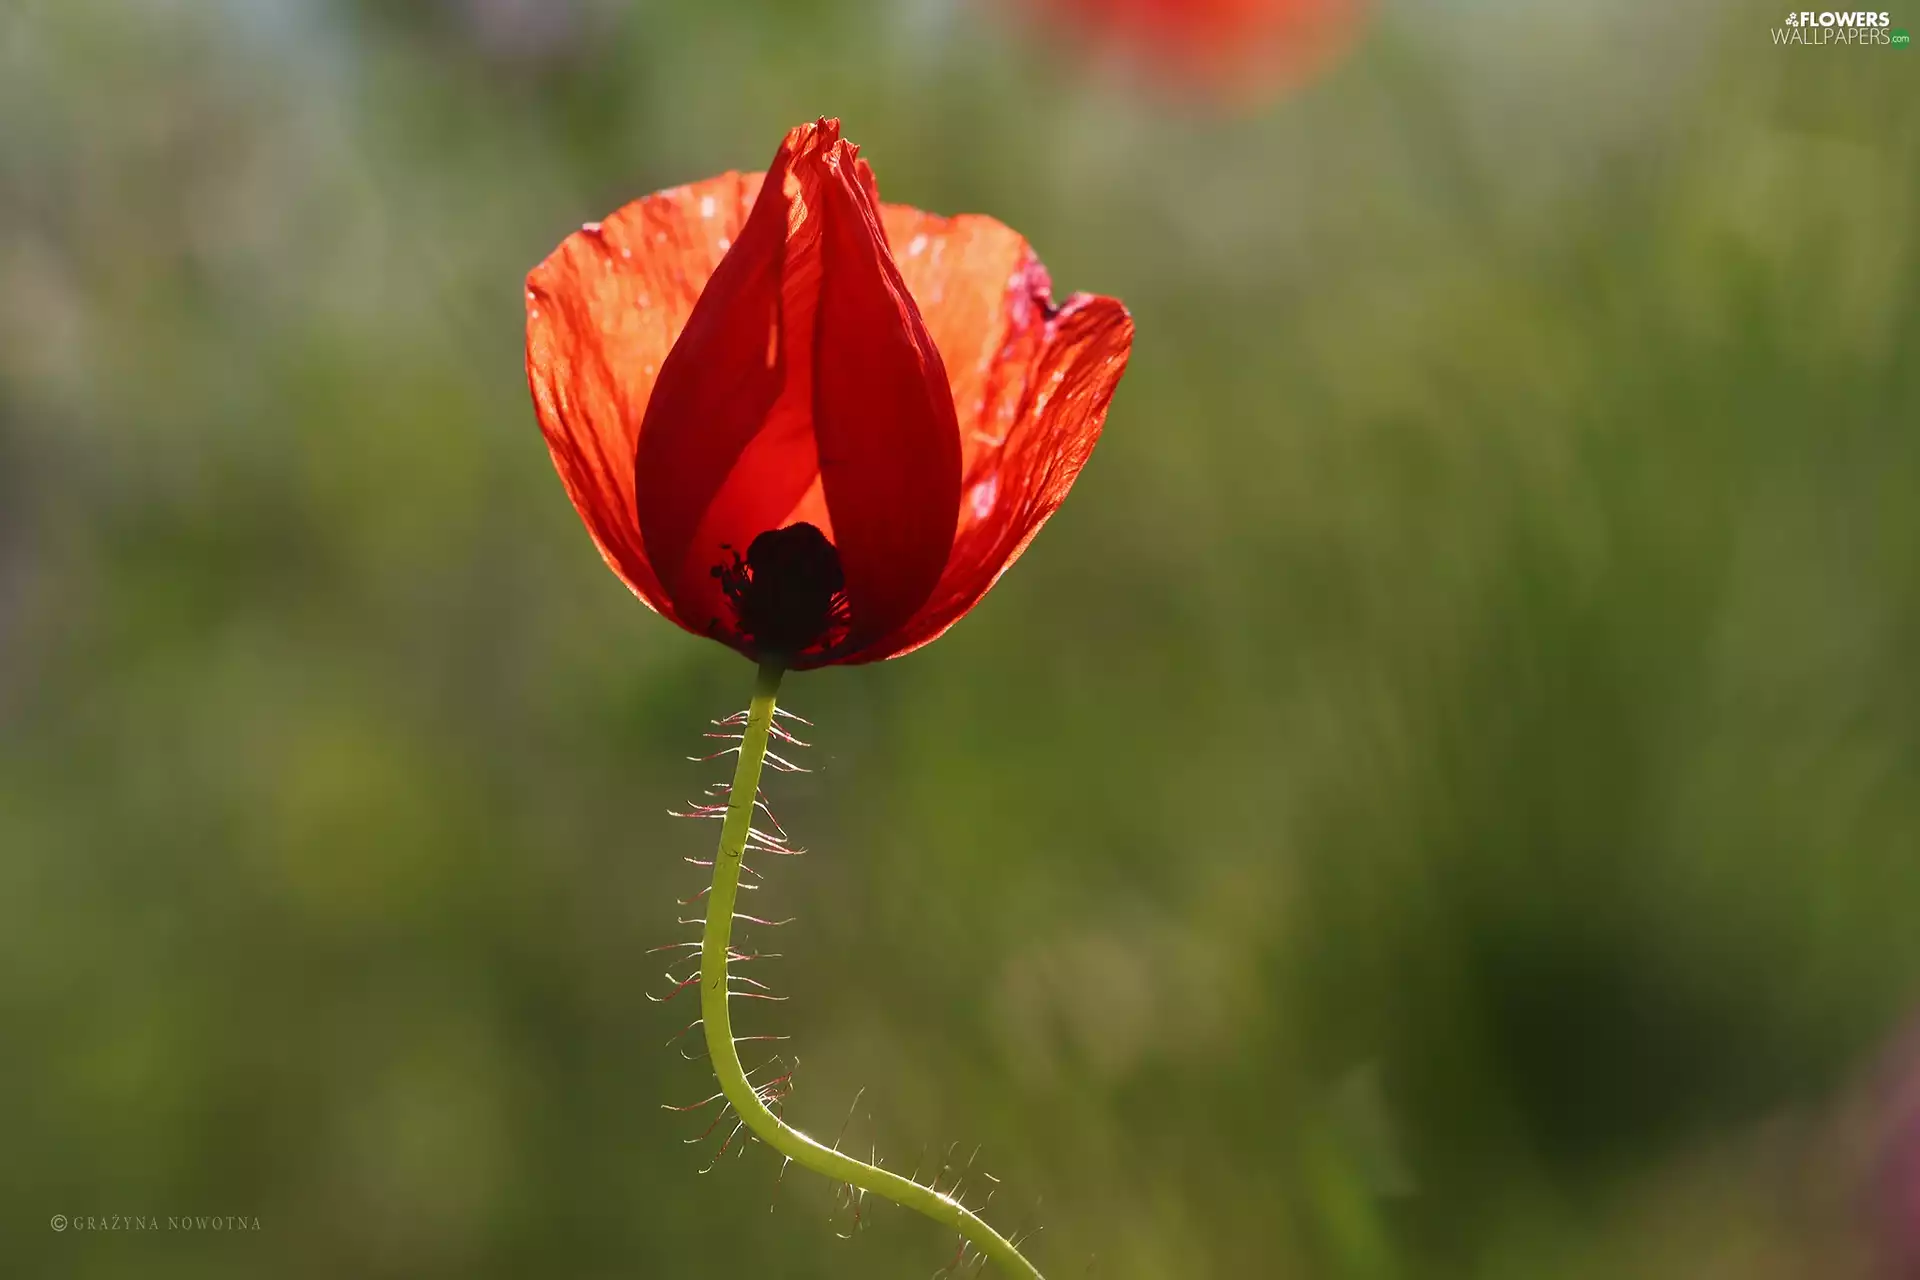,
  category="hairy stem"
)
[701,659,1044,1280]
